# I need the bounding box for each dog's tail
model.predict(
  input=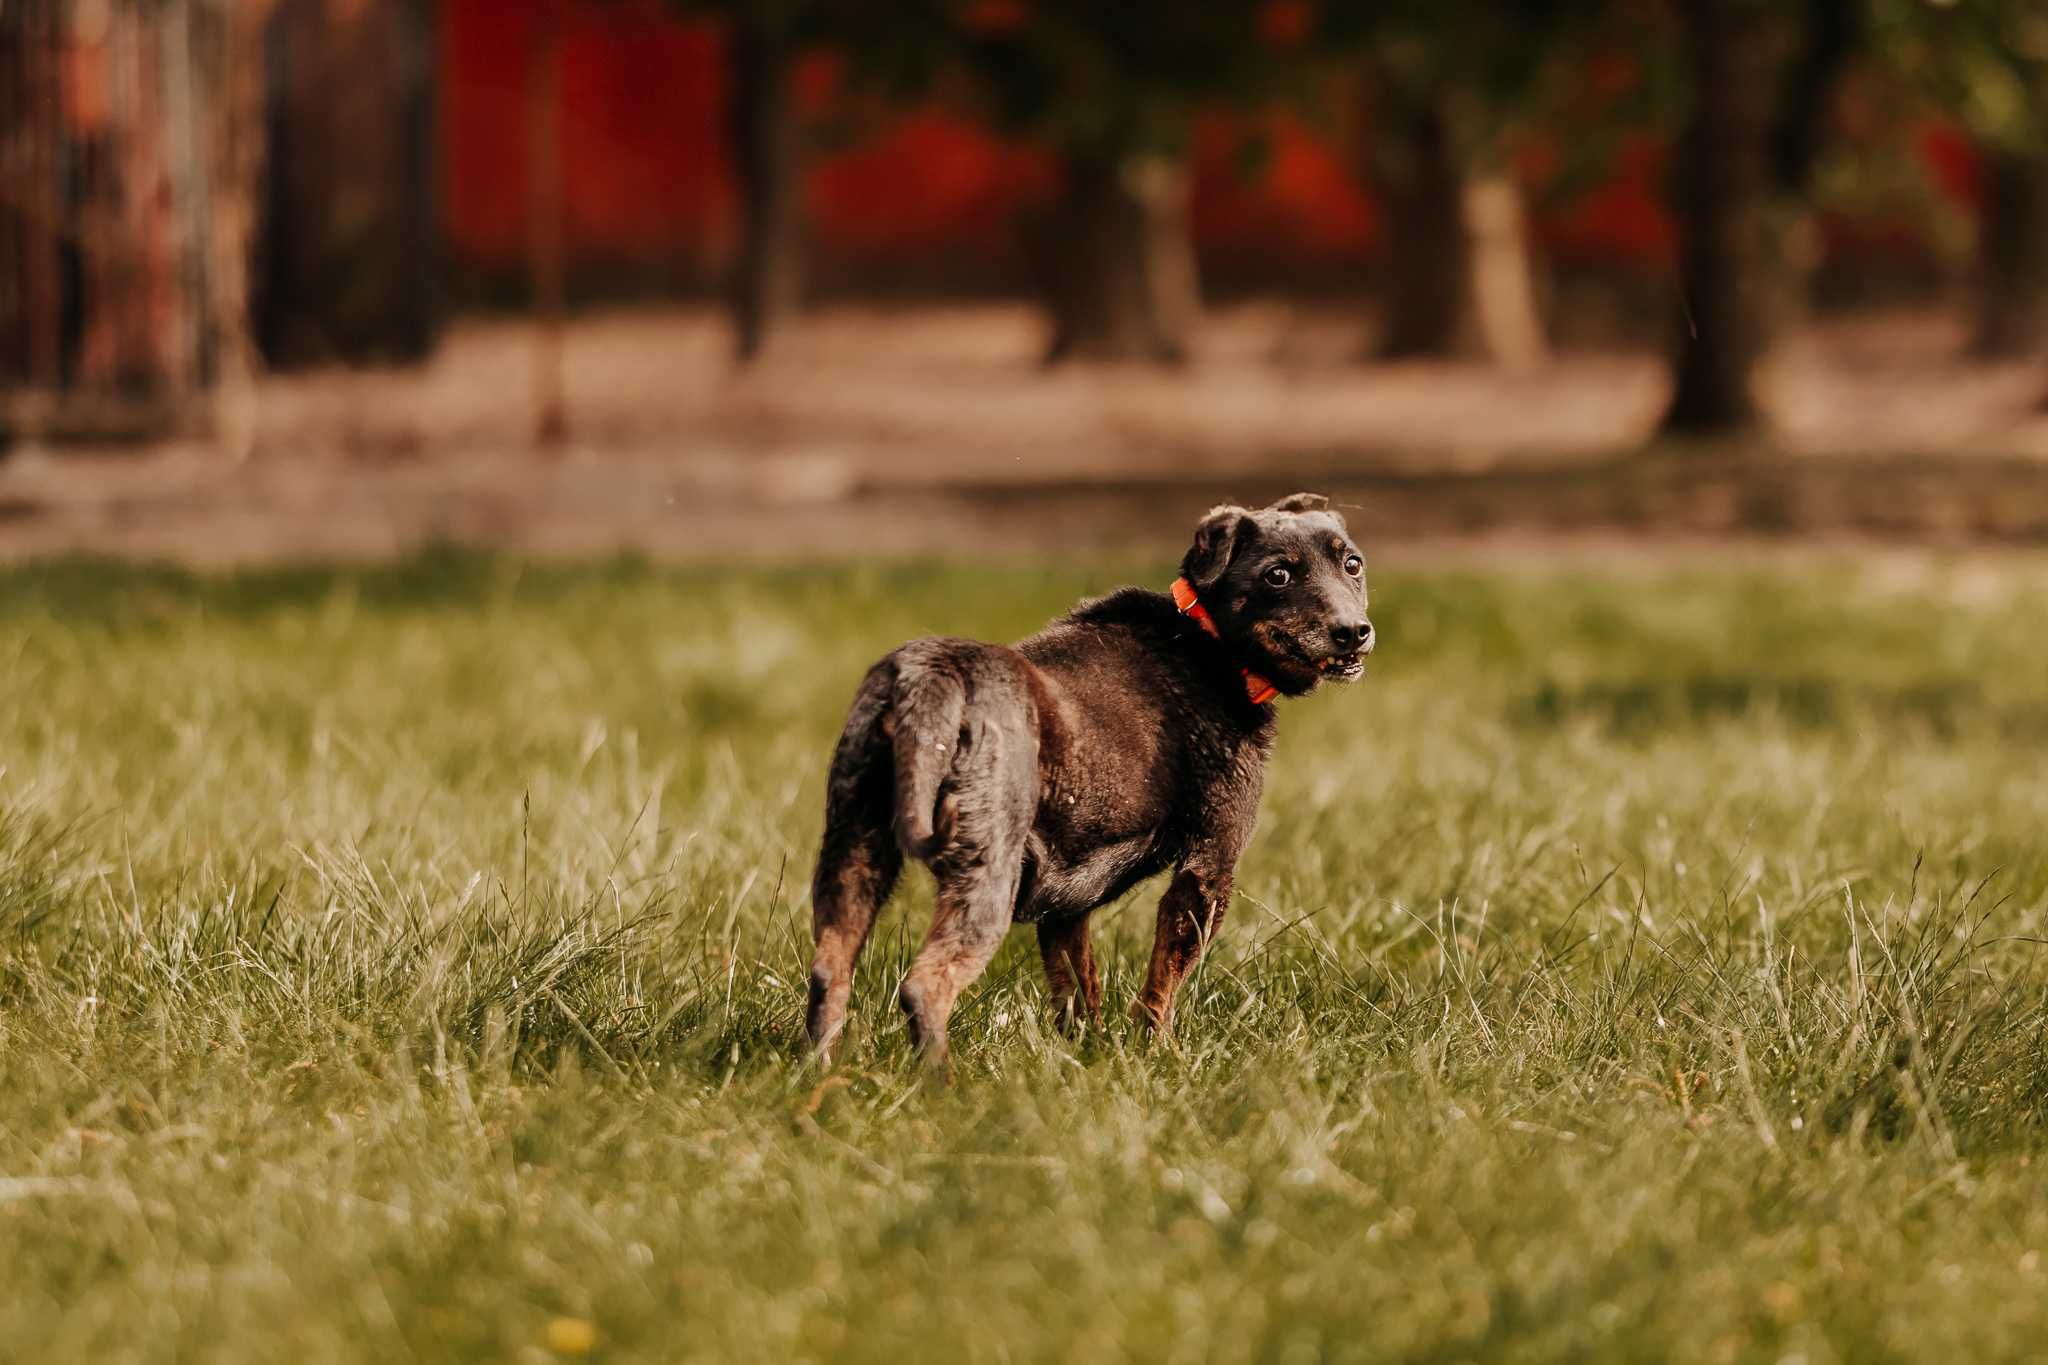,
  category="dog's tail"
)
[890,664,965,861]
